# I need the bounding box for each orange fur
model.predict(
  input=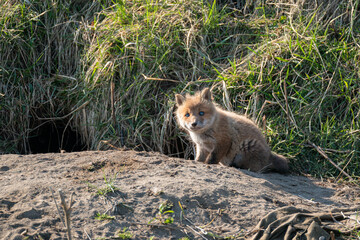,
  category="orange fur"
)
[175,88,288,173]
